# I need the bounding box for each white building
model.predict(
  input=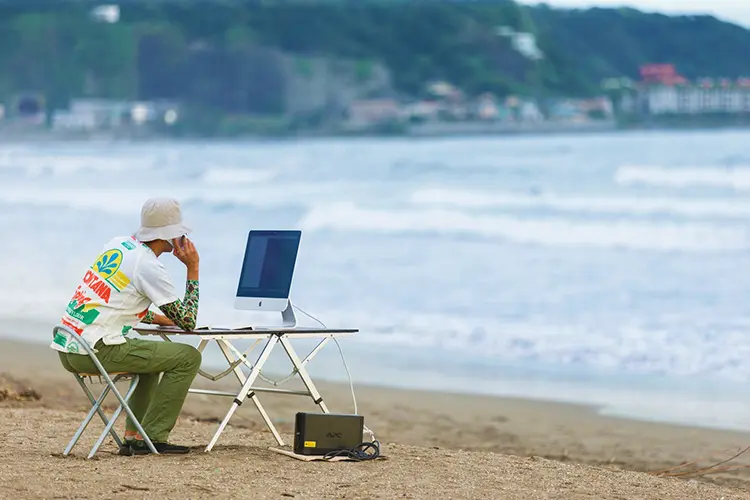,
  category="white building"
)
[495,26,544,61]
[51,98,179,131]
[90,5,120,23]
[519,101,544,121]
[52,111,98,131]
[345,98,401,128]
[643,82,750,115]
